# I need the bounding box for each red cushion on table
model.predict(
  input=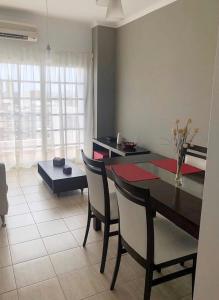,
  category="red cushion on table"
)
[93,151,108,160]
[108,164,159,182]
[150,158,202,175]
